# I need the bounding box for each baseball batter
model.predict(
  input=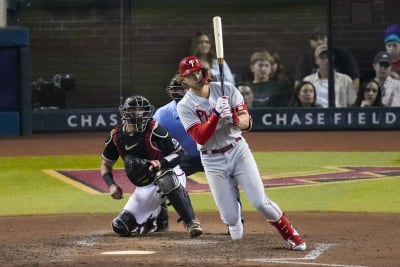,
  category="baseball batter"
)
[176,56,306,250]
[152,75,243,233]
[100,95,202,238]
